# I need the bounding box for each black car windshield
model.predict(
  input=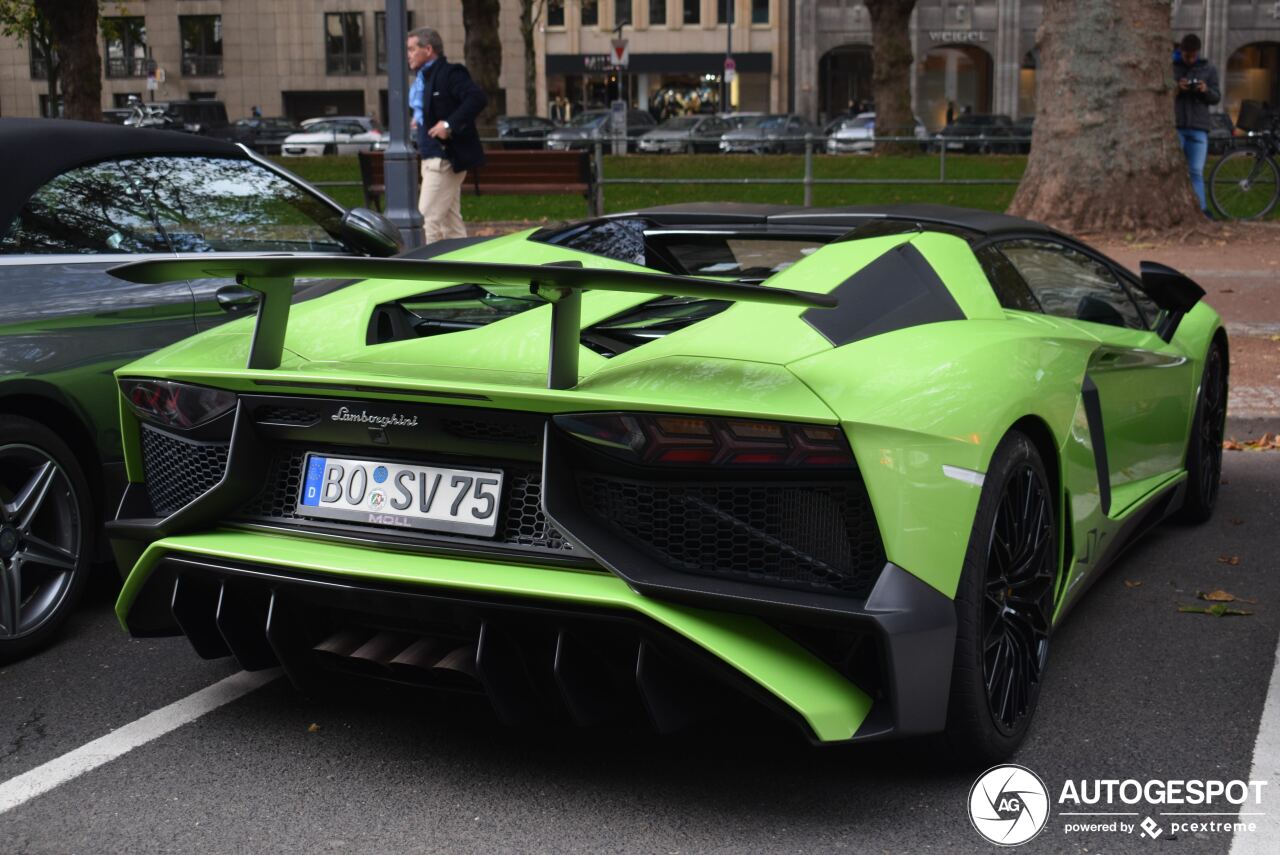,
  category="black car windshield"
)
[756,116,789,130]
